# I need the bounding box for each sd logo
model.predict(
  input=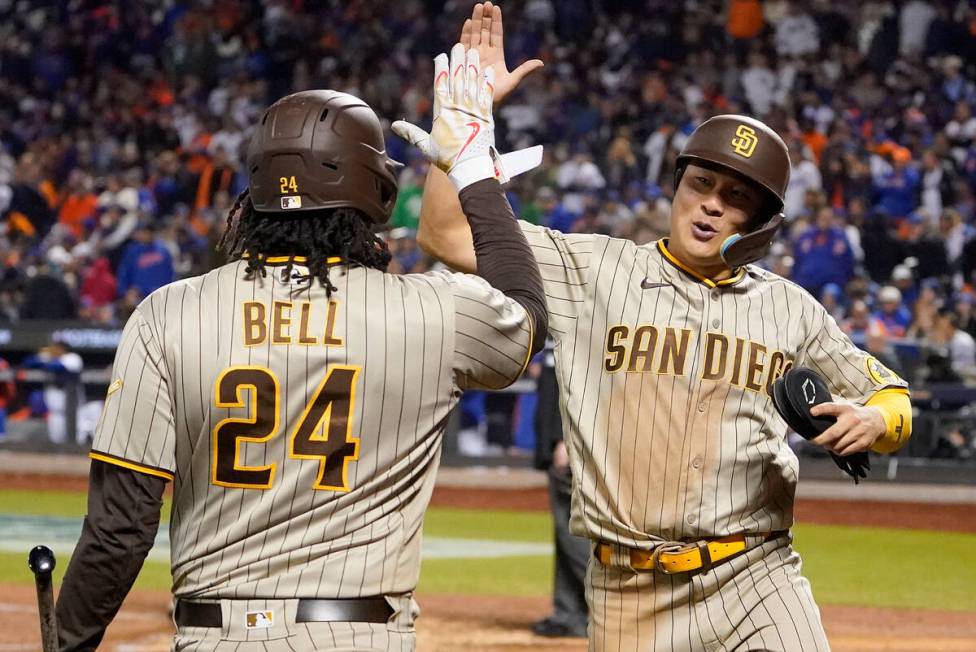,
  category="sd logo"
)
[731,125,758,158]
